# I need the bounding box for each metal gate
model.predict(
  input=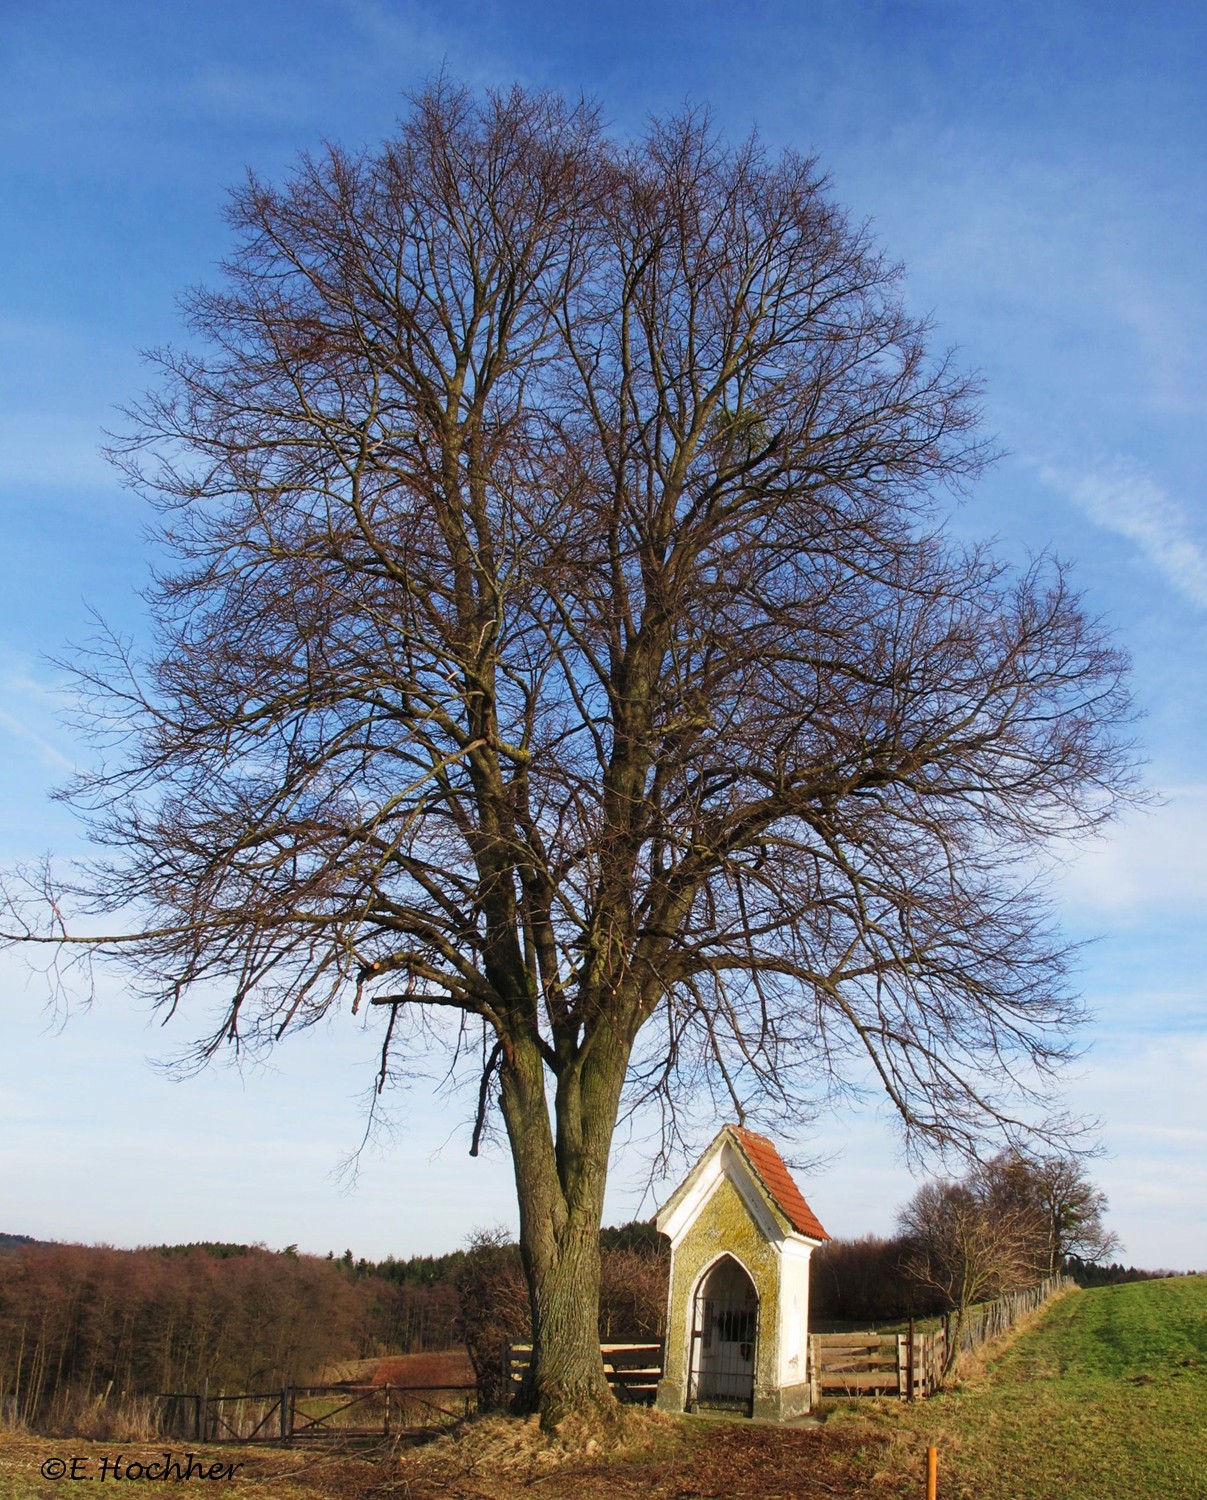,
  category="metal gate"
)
[687,1255,759,1415]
